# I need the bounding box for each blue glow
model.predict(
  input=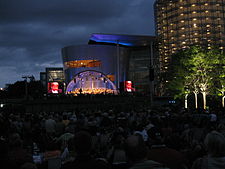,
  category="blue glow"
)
[90,38,134,46]
[89,34,155,47]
